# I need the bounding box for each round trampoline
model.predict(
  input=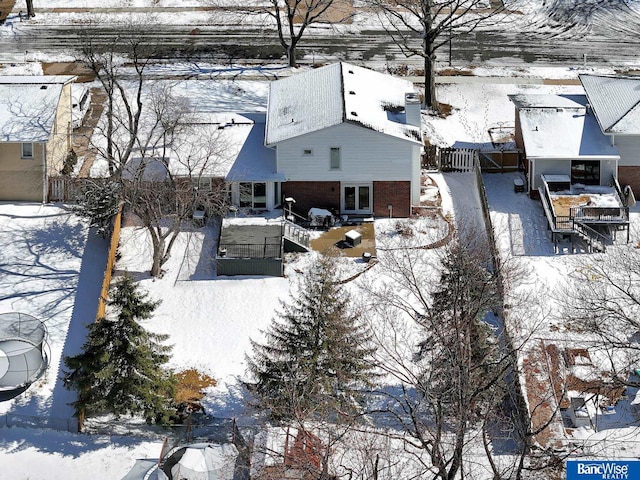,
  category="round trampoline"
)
[0,313,49,395]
